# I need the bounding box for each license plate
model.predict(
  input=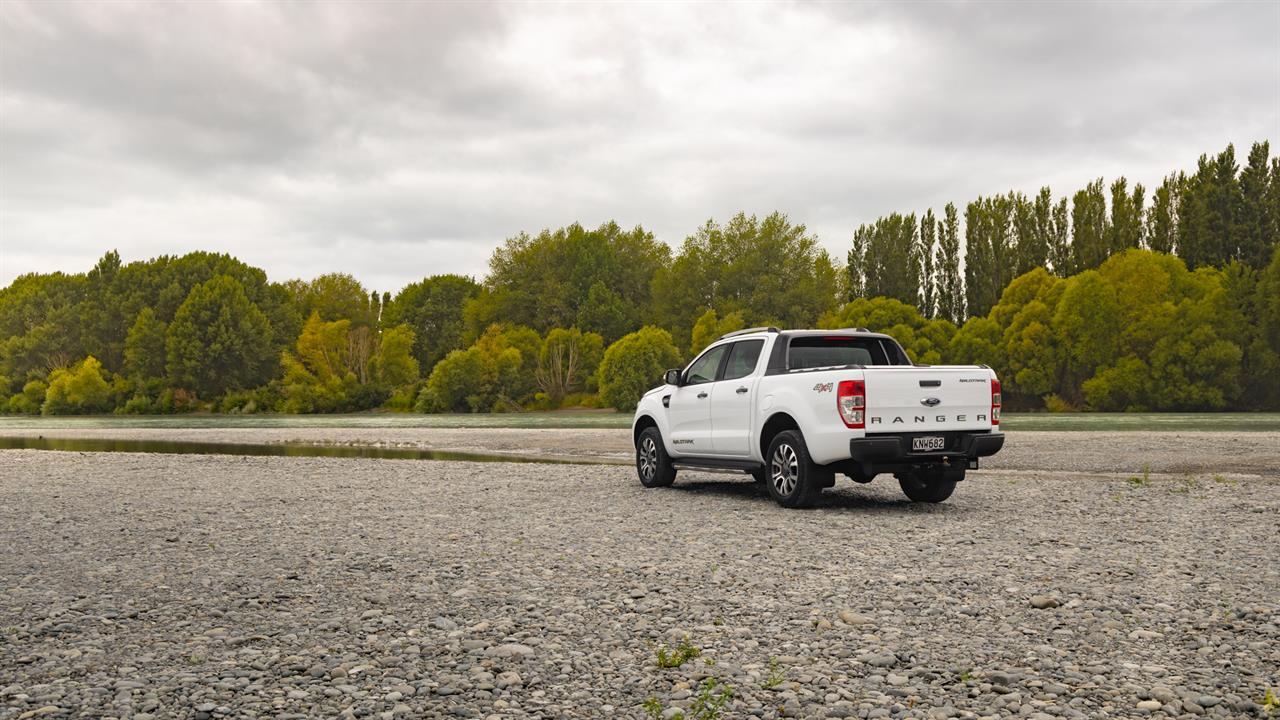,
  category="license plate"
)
[912,436,946,452]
